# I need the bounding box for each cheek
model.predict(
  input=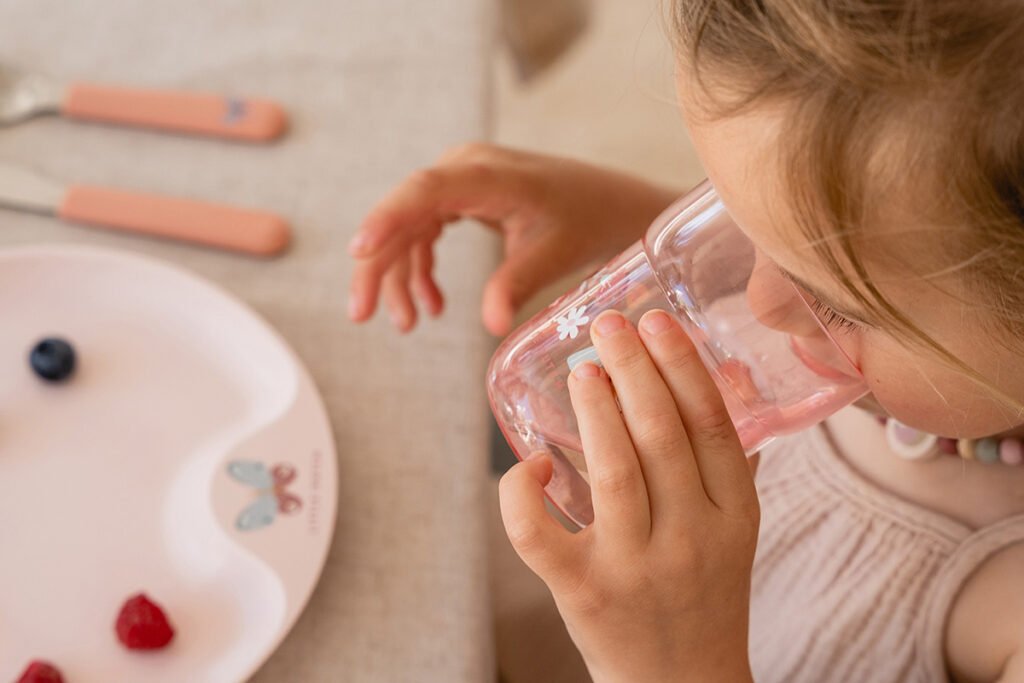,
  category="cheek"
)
[858,335,1021,437]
